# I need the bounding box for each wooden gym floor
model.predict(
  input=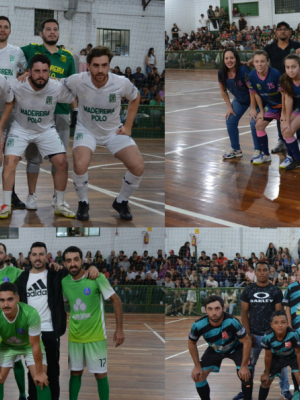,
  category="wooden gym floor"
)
[165,70,300,228]
[6,314,164,400]
[166,316,292,400]
[2,138,164,227]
